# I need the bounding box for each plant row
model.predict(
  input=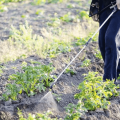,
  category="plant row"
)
[5,70,119,120]
[0,61,56,101]
[65,72,119,119]
[0,0,70,12]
